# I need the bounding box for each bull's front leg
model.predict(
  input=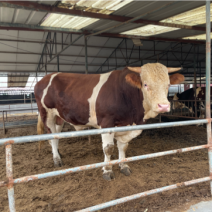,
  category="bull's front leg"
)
[117,141,131,176]
[102,133,115,181]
